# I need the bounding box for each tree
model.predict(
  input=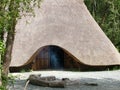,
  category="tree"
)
[84,0,120,52]
[0,0,41,87]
